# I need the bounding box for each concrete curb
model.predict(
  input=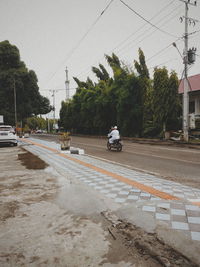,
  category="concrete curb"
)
[61,147,85,155]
